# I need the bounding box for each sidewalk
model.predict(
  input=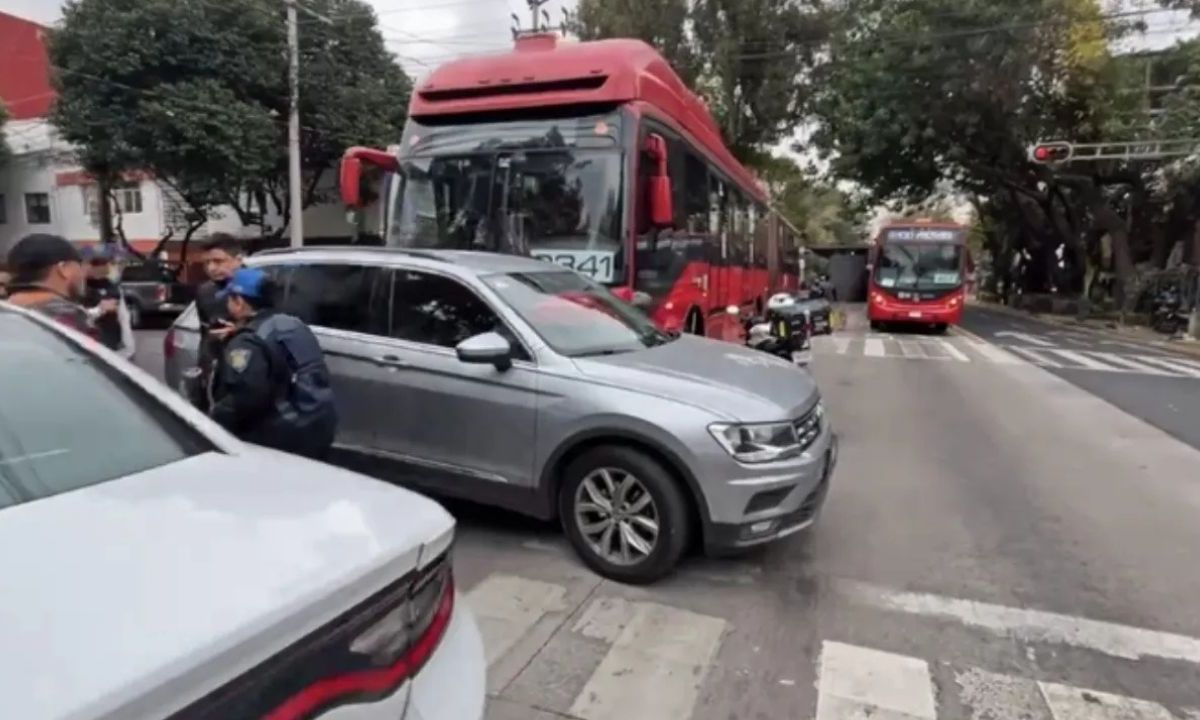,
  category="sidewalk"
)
[972,300,1200,359]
